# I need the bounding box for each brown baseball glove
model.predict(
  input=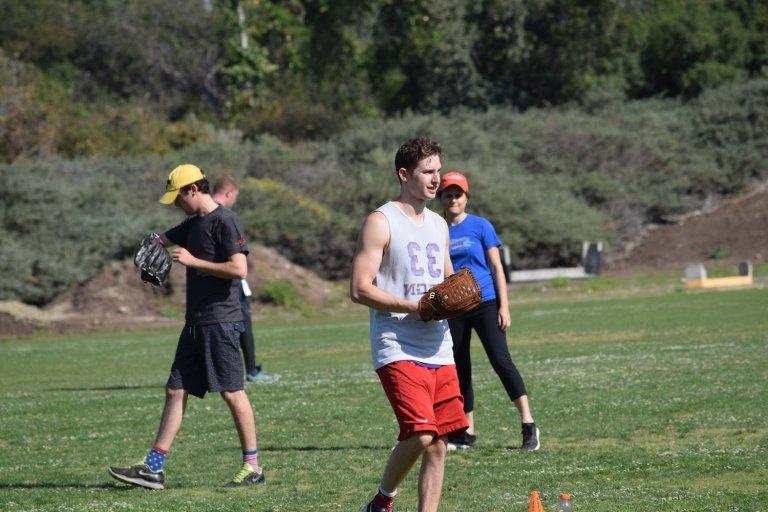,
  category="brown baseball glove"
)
[418,268,482,321]
[133,233,172,286]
